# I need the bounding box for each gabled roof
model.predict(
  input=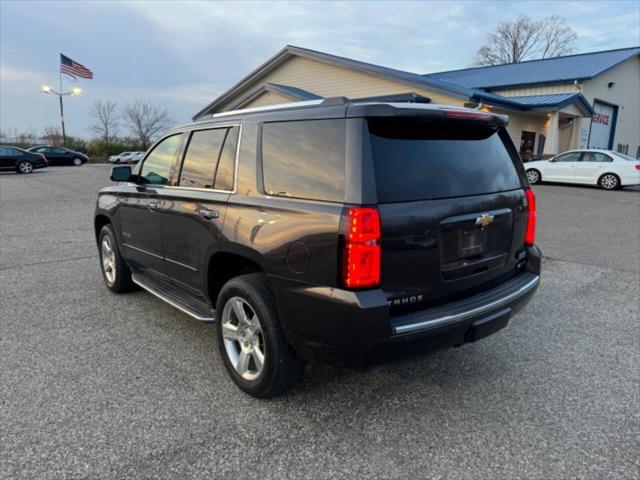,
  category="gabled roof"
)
[194,45,601,120]
[230,82,322,110]
[193,45,482,119]
[428,46,640,89]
